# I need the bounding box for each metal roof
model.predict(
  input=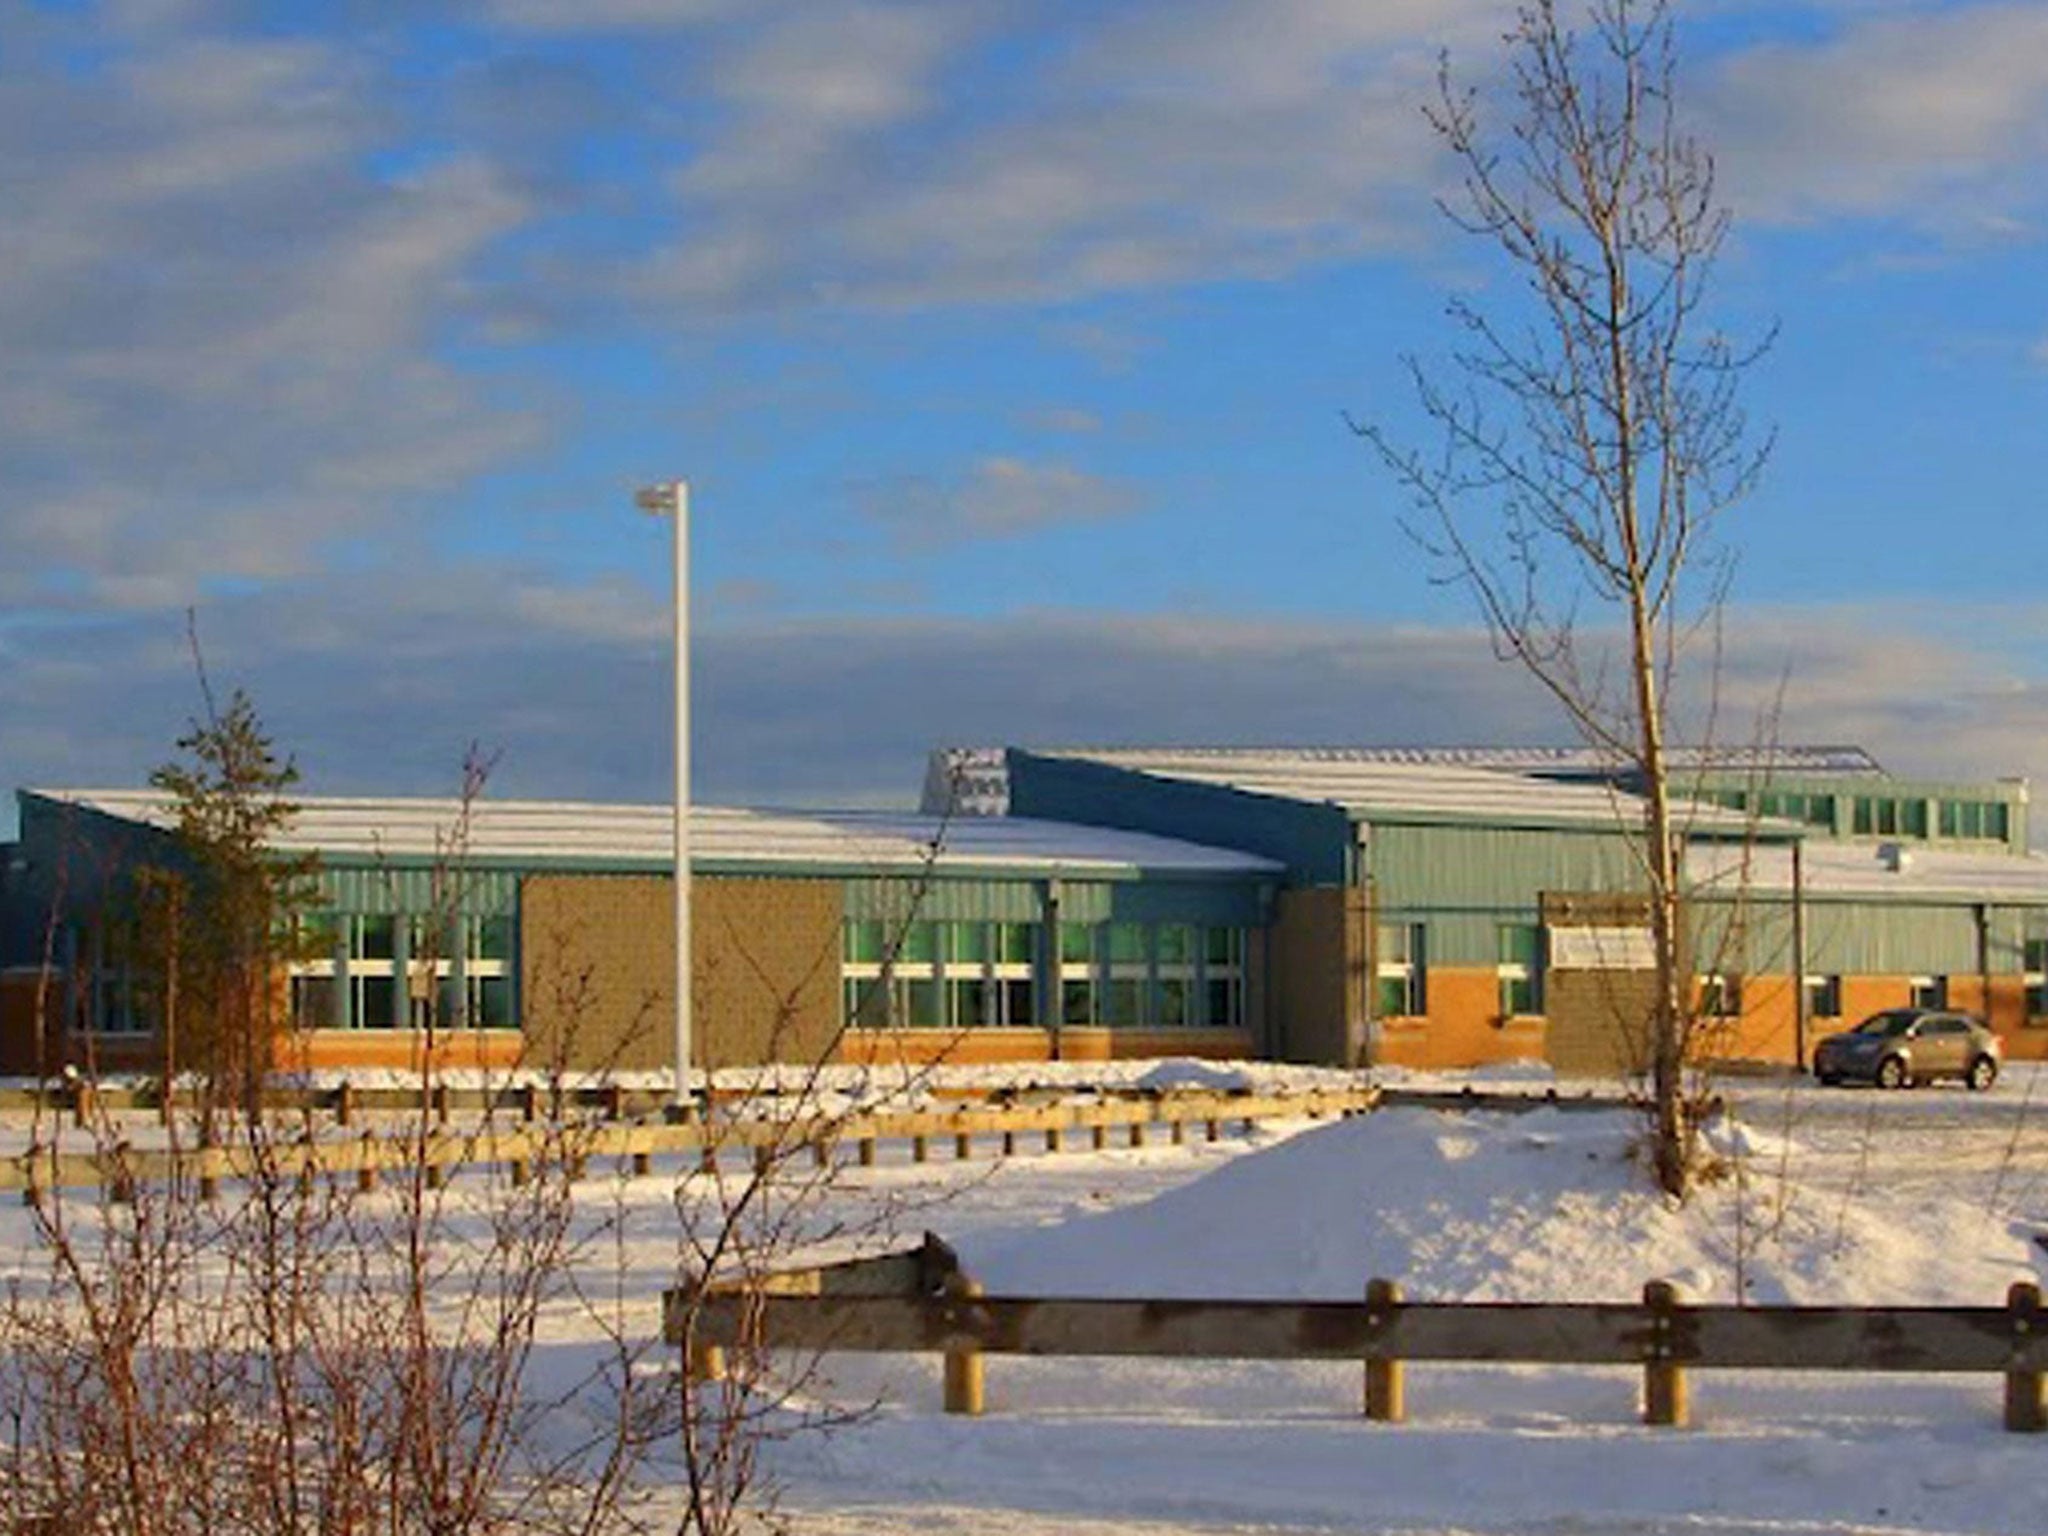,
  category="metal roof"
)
[1015,749,1779,837]
[1688,839,2048,904]
[1050,743,1886,776]
[25,789,1282,880]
